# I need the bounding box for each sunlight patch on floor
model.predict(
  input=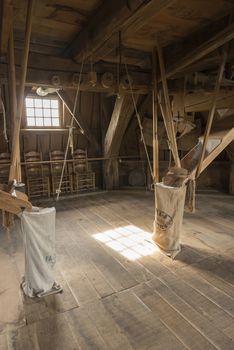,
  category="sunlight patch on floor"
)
[93,225,159,260]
